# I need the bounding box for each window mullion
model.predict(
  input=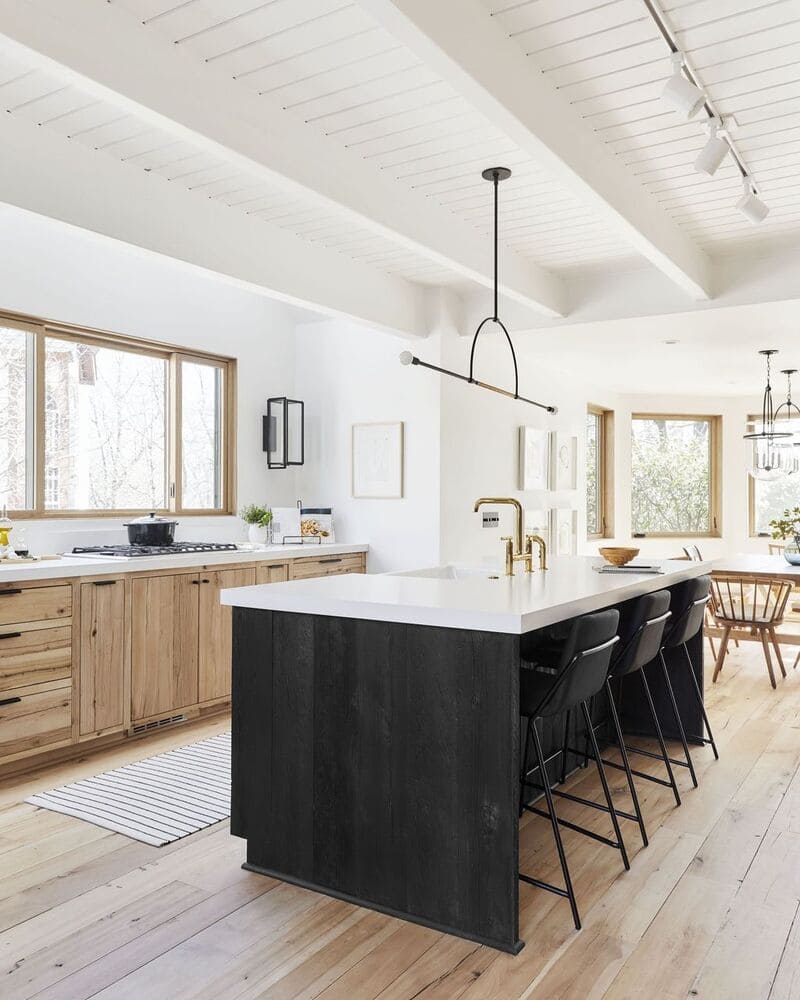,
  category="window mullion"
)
[169,354,181,514]
[34,328,45,515]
